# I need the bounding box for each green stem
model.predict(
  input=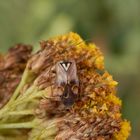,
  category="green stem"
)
[8,69,31,104]
[12,88,46,107]
[35,121,57,140]
[13,86,37,105]
[0,69,31,115]
[0,85,36,118]
[15,87,51,106]
[0,122,35,129]
[7,110,34,116]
